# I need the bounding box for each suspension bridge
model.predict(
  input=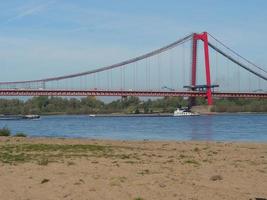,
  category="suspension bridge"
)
[0,32,267,105]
